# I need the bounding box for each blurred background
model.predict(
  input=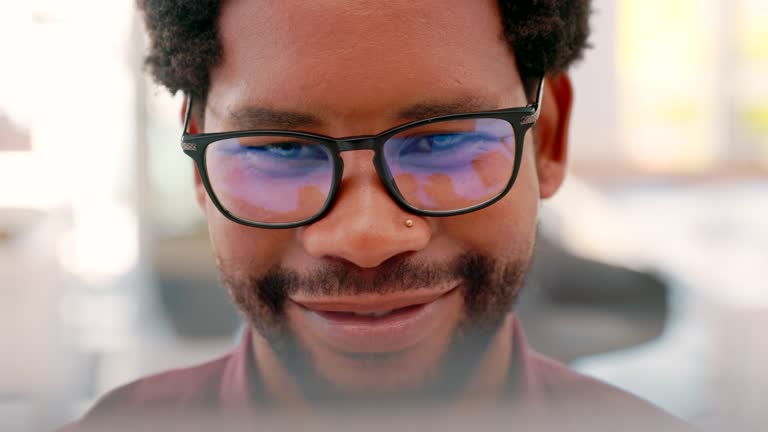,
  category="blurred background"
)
[0,0,766,431]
